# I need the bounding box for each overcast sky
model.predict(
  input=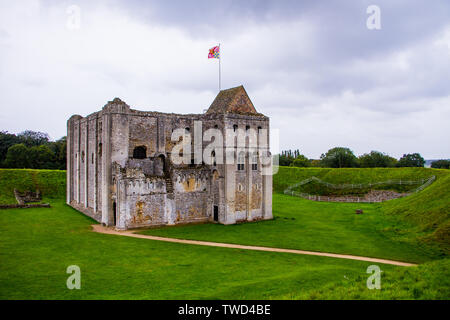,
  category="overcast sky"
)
[1,0,449,159]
